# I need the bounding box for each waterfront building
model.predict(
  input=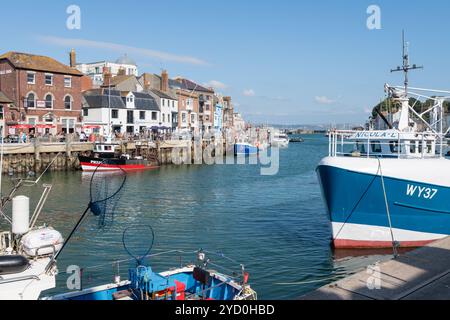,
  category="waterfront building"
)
[76,54,139,88]
[82,89,159,136]
[213,95,224,133]
[141,70,179,132]
[0,91,13,137]
[0,51,84,135]
[233,112,246,132]
[223,96,234,131]
[169,79,200,134]
[173,77,215,133]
